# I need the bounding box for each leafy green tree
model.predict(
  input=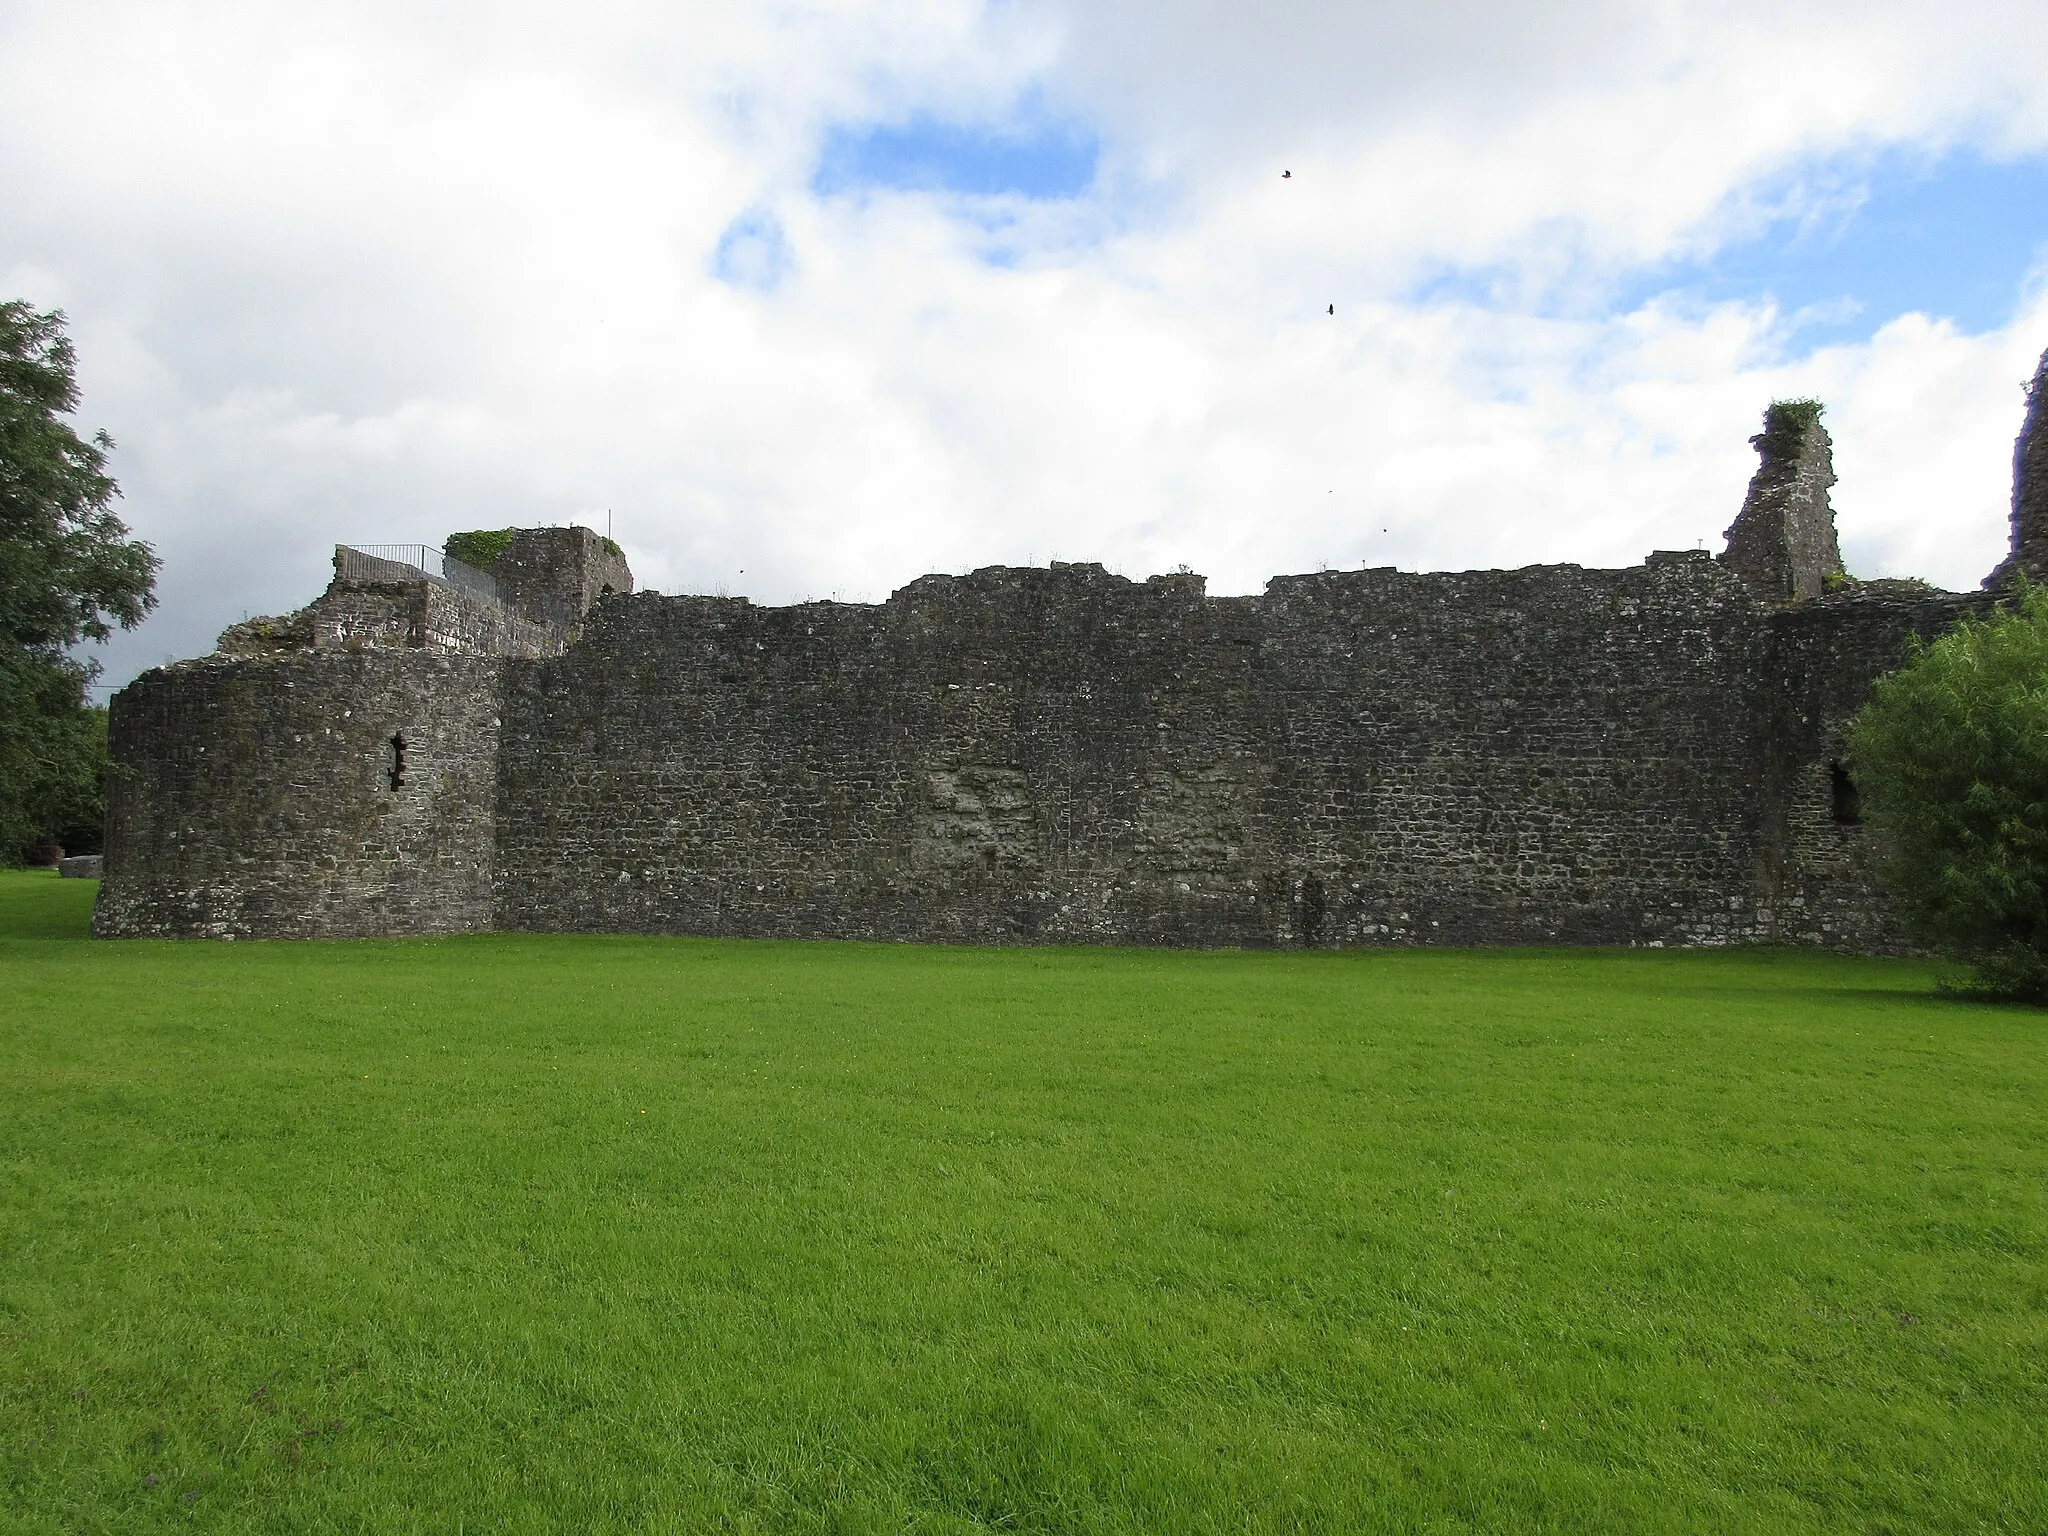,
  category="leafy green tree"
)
[0,301,158,861]
[1849,585,2048,1000]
